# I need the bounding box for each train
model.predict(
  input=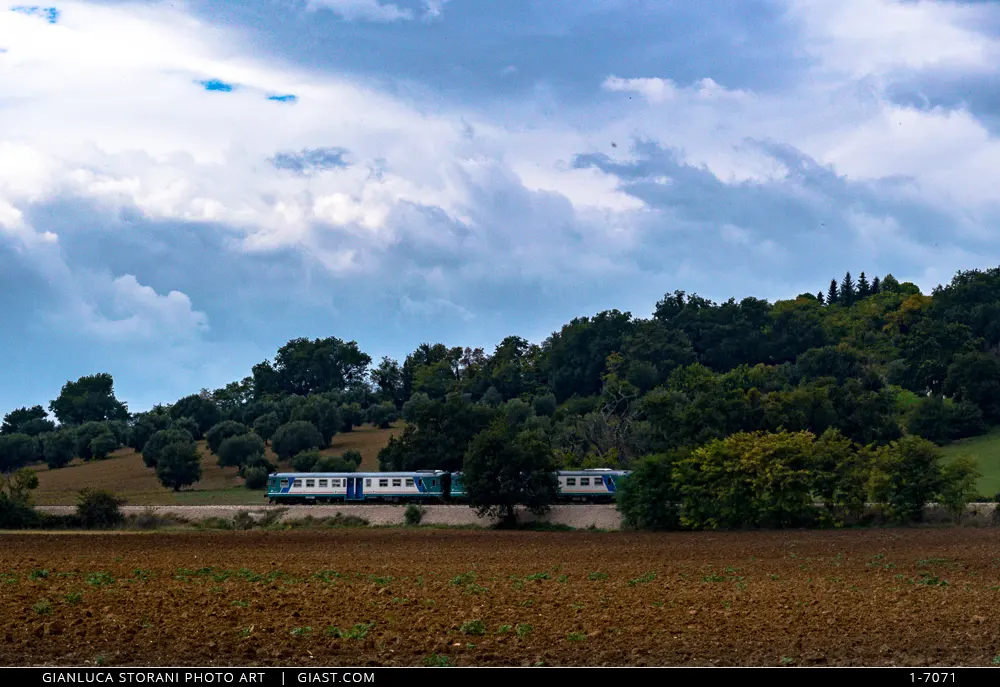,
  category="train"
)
[265,468,630,505]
